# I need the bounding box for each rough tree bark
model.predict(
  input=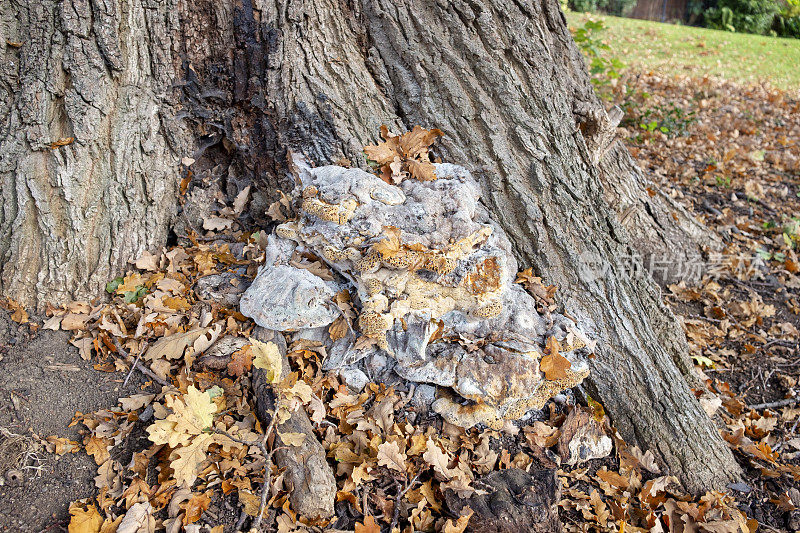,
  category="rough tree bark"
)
[1,0,741,492]
[0,0,187,308]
